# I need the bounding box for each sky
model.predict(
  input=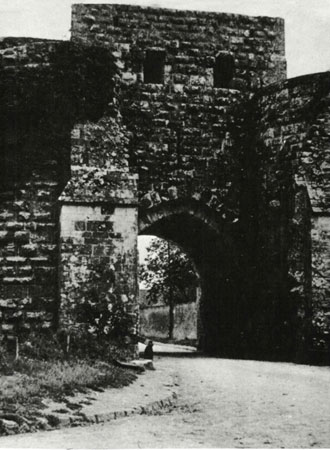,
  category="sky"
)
[0,0,330,78]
